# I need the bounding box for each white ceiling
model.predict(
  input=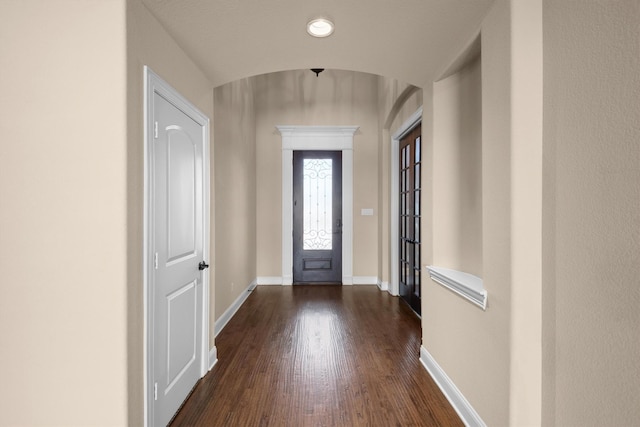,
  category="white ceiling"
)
[141,0,494,88]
